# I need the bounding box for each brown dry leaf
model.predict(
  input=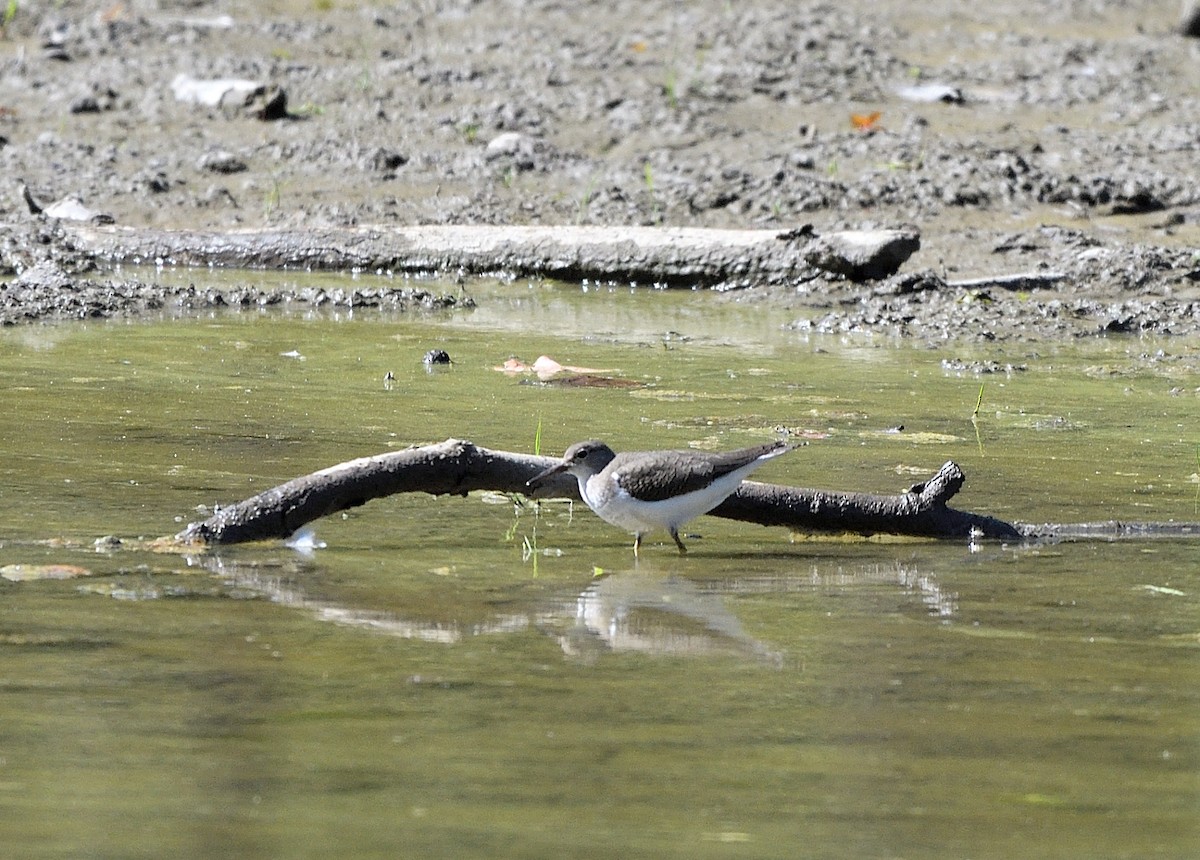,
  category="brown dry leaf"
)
[851,111,882,132]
